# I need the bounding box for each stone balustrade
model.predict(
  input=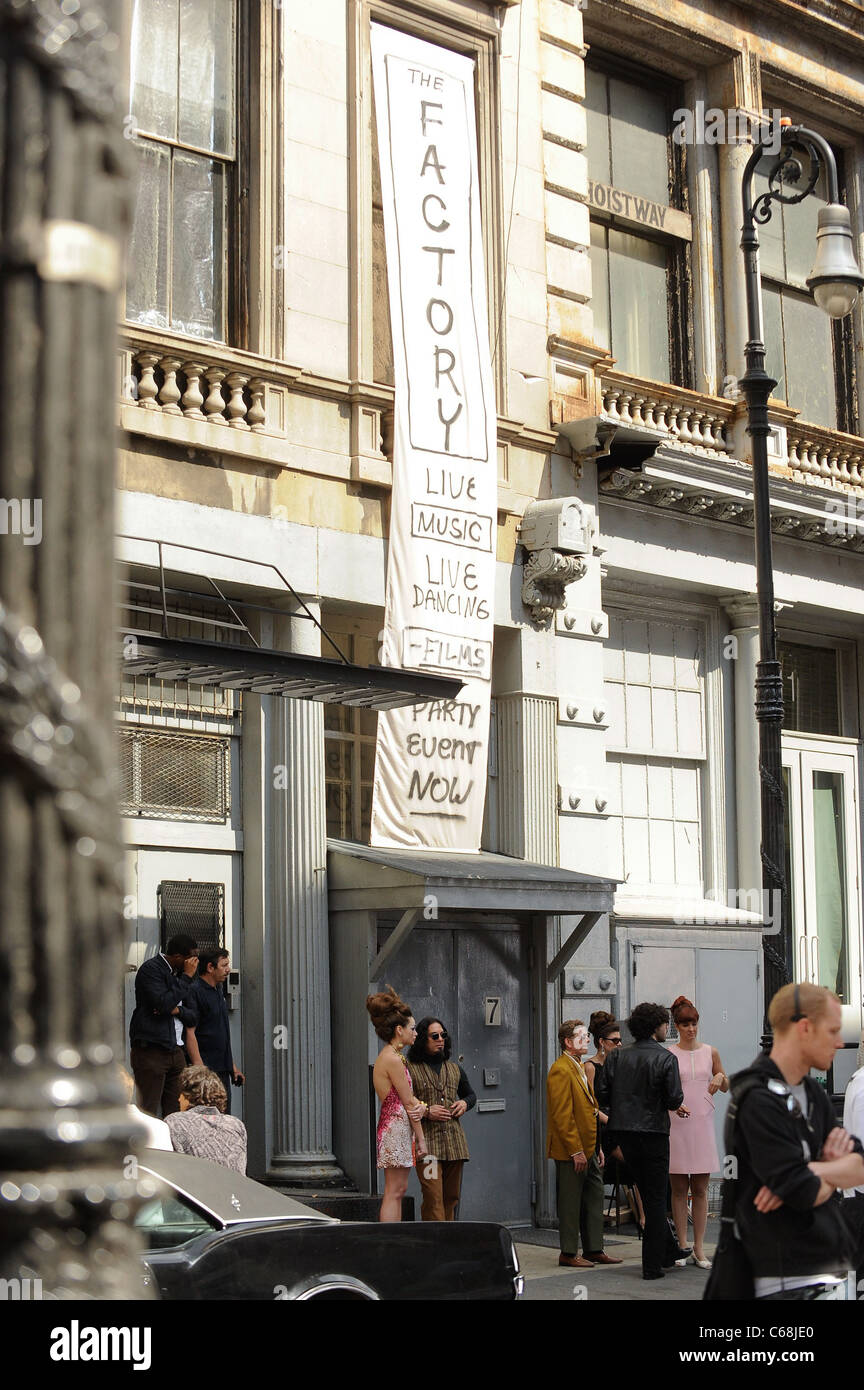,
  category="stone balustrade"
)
[601,373,734,456]
[786,424,864,492]
[121,344,268,432]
